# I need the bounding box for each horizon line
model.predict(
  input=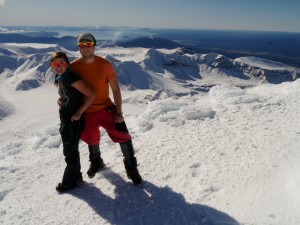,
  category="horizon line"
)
[1,25,299,34]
